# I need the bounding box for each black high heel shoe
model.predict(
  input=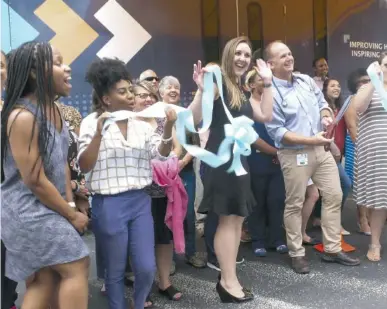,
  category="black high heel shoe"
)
[217,274,253,295]
[216,281,254,303]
